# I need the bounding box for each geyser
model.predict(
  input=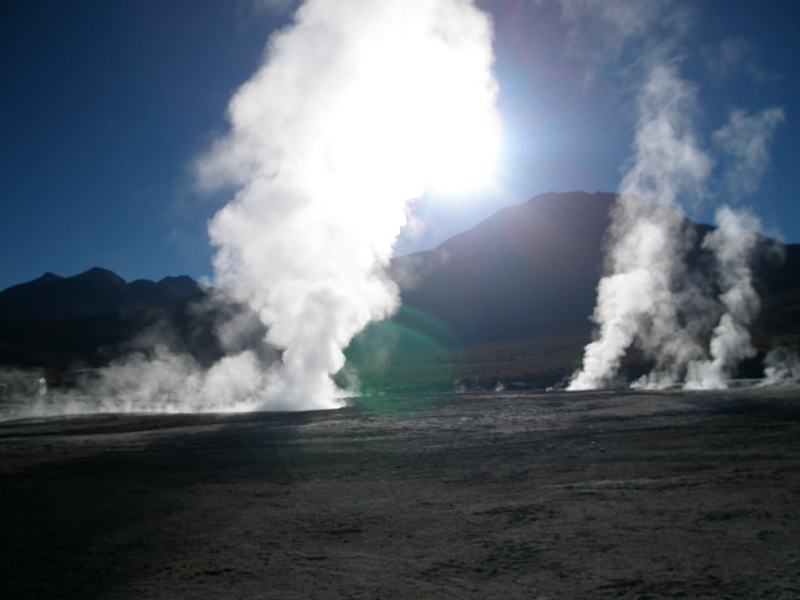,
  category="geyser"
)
[568,76,783,392]
[0,0,500,421]
[563,3,786,391]
[197,0,500,410]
